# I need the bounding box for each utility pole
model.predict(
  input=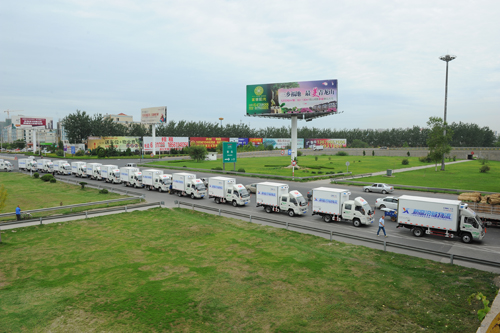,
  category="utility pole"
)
[439,54,456,171]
